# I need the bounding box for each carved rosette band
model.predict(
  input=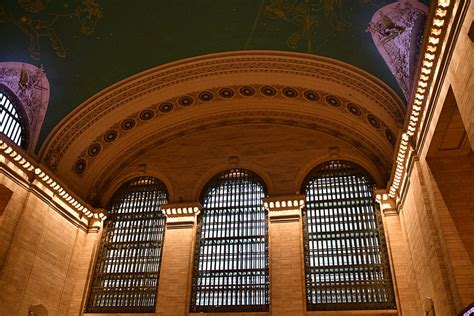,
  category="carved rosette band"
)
[263,194,305,222]
[161,202,202,229]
